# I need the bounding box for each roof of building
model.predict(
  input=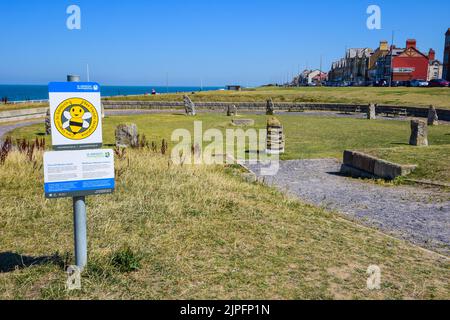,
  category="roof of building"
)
[429,59,442,65]
[346,48,372,59]
[387,48,405,57]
